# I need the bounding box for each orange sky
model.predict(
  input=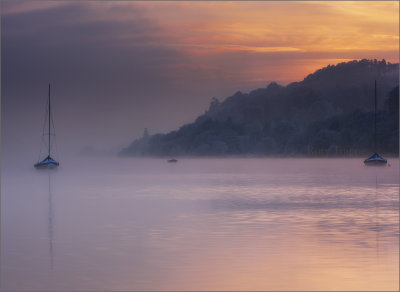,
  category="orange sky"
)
[2,1,399,148]
[129,1,399,83]
[3,1,398,85]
